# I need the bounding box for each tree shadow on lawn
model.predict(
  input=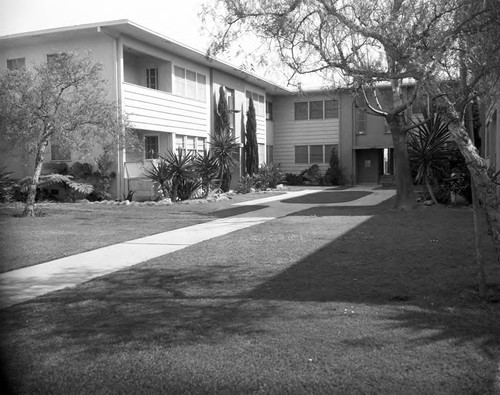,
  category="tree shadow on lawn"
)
[211,205,269,218]
[244,201,500,356]
[0,268,275,356]
[281,190,371,204]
